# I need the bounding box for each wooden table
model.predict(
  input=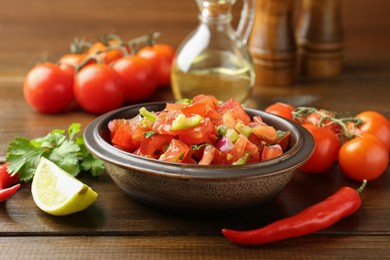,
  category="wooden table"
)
[1,0,389,258]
